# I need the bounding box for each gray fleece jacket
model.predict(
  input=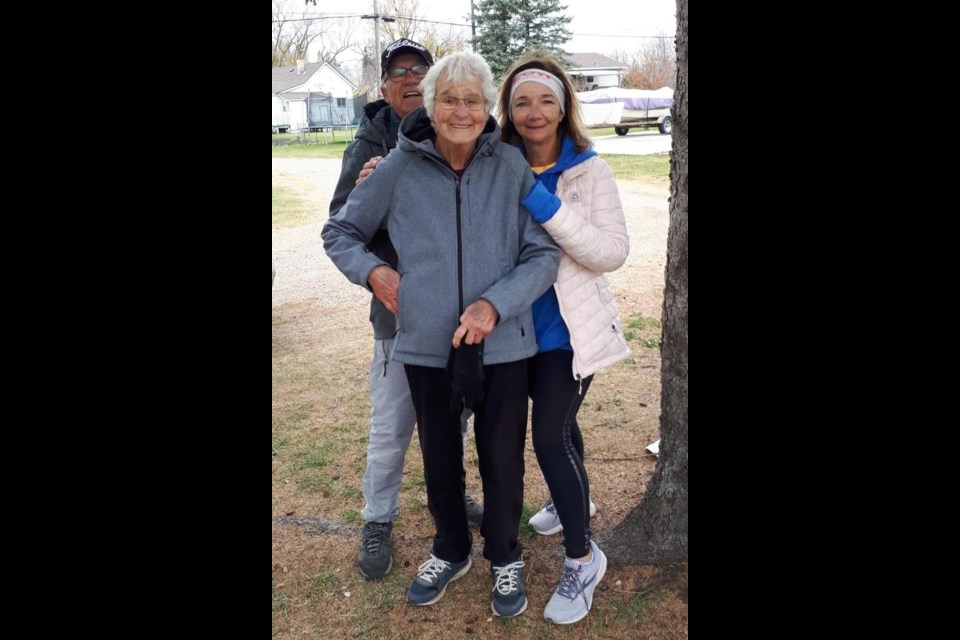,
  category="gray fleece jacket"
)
[322,106,561,368]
